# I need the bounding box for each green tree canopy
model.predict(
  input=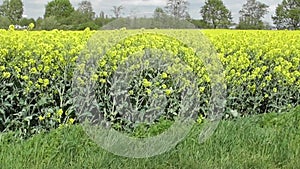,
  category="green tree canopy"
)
[44,0,74,19]
[0,16,11,29]
[153,7,166,18]
[37,16,61,30]
[77,0,95,20]
[164,0,190,19]
[237,0,269,29]
[272,0,300,30]
[200,0,232,29]
[19,17,35,26]
[0,0,23,24]
[111,5,123,19]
